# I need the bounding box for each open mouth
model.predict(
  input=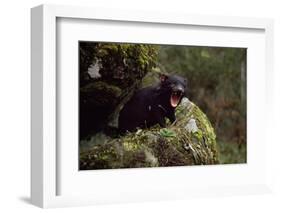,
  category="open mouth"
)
[170,91,183,108]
